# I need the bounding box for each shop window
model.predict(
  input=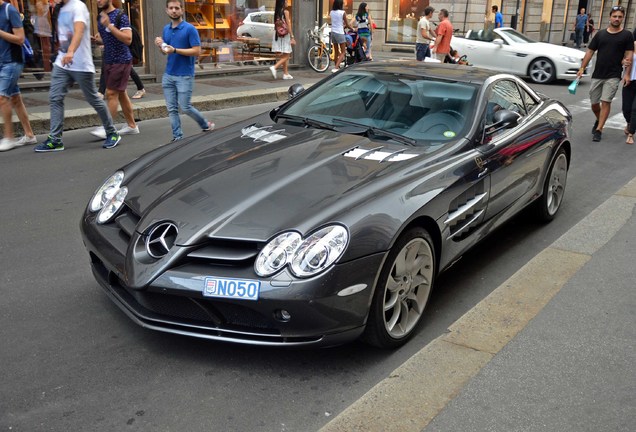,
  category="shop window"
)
[386,0,429,44]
